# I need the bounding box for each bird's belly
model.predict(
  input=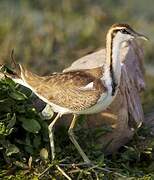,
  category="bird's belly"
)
[49,102,72,114]
[77,93,114,115]
[49,93,114,115]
